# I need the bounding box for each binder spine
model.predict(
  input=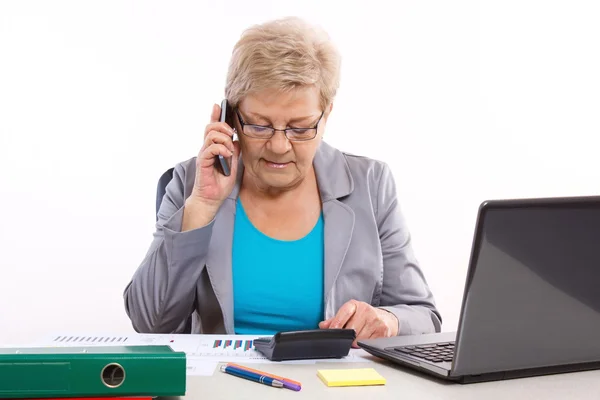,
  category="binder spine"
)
[0,348,186,399]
